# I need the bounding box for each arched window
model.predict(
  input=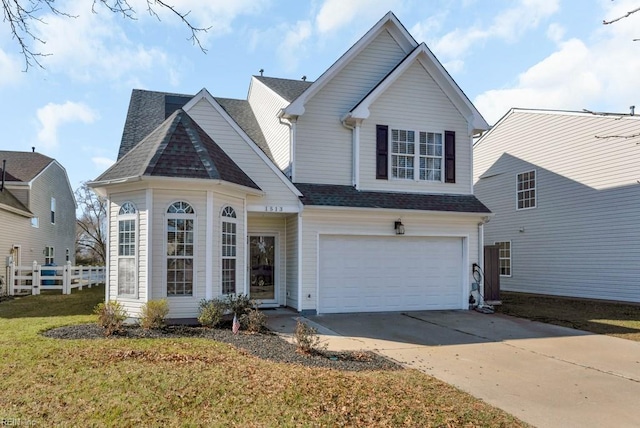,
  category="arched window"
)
[166,201,195,296]
[118,201,137,296]
[221,206,237,294]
